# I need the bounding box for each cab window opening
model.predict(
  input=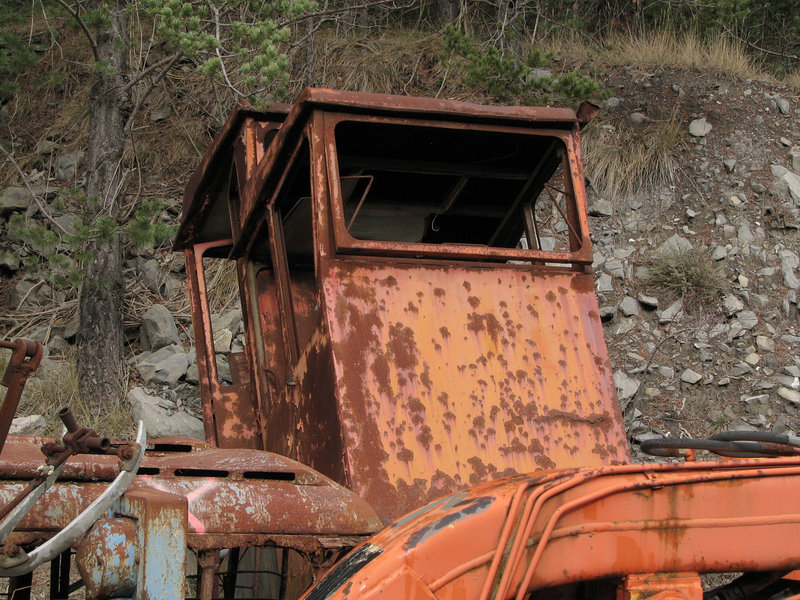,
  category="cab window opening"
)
[333,119,583,255]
